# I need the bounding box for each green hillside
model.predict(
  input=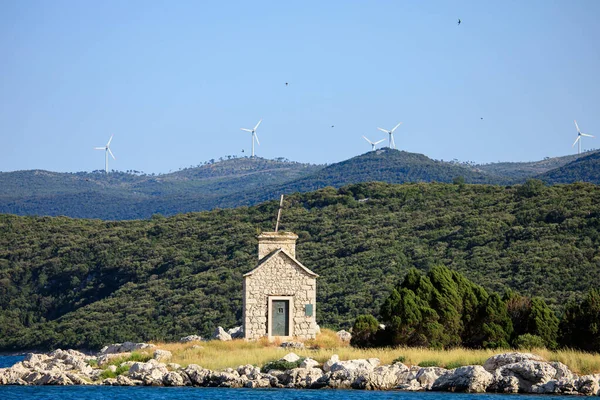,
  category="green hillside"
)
[476,152,590,180]
[1,180,599,351]
[175,149,514,210]
[0,158,321,219]
[537,151,600,184]
[3,149,600,221]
